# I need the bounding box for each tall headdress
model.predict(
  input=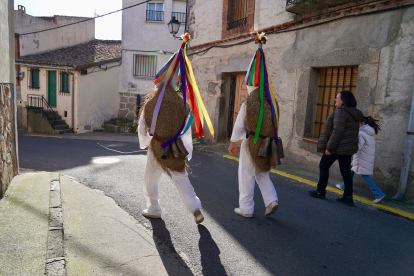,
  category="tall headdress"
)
[244,32,279,144]
[150,33,214,148]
